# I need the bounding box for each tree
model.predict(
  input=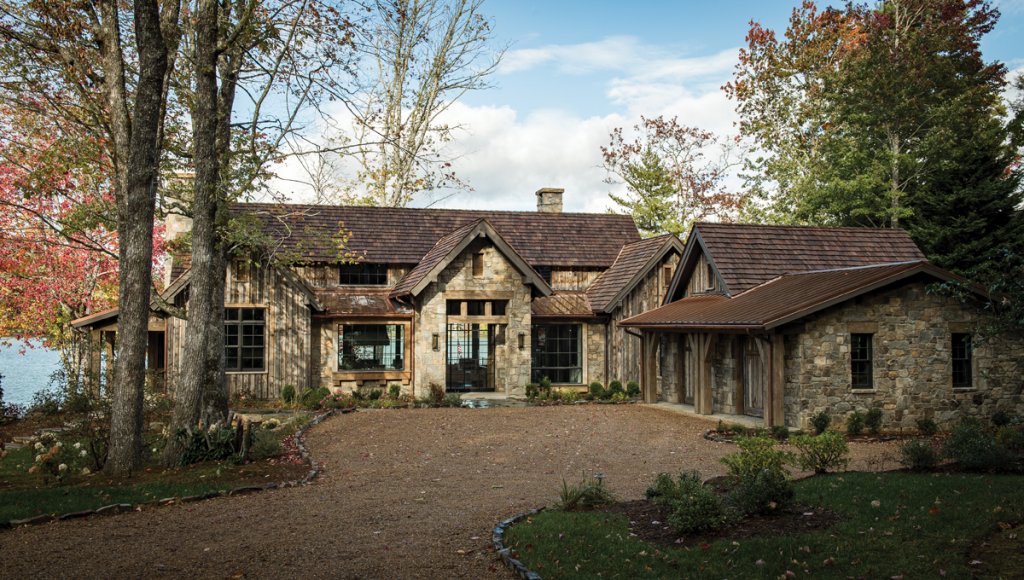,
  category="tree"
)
[726,0,1023,278]
[341,0,503,207]
[602,116,744,238]
[1,0,181,475]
